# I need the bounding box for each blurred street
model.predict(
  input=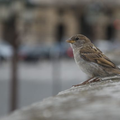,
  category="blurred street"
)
[0,60,87,117]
